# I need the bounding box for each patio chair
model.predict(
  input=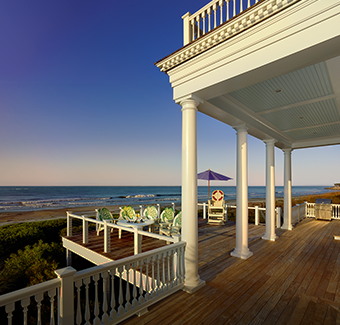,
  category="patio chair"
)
[159,211,182,237]
[143,205,159,232]
[96,208,116,235]
[120,206,136,222]
[208,190,226,225]
[160,207,174,225]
